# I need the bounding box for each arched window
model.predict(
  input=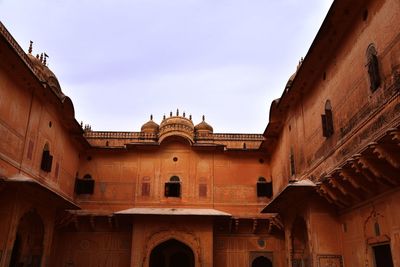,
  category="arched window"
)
[321,100,334,138]
[40,143,53,172]
[165,176,181,197]
[366,44,381,92]
[75,173,95,195]
[257,177,273,198]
